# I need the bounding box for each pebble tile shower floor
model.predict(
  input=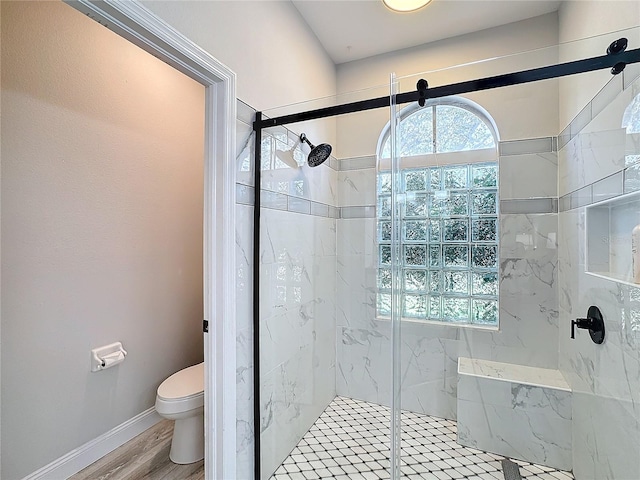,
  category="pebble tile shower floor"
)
[269,396,574,480]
